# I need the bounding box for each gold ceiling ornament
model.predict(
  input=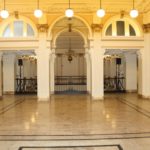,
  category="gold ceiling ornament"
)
[20,55,37,61]
[143,23,150,33]
[91,24,103,32]
[37,24,49,32]
[14,11,19,19]
[104,54,121,60]
[120,10,125,19]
